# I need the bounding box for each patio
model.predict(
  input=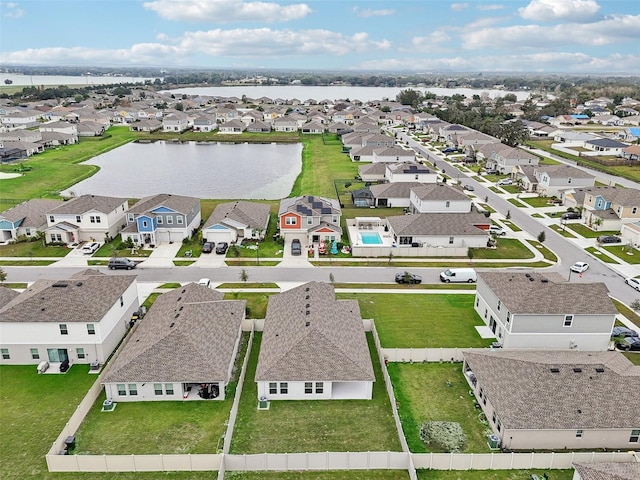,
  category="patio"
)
[347,217,396,250]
